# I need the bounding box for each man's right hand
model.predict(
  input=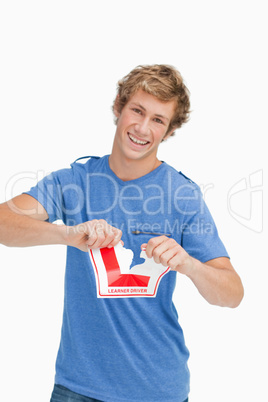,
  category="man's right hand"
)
[65,219,123,252]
